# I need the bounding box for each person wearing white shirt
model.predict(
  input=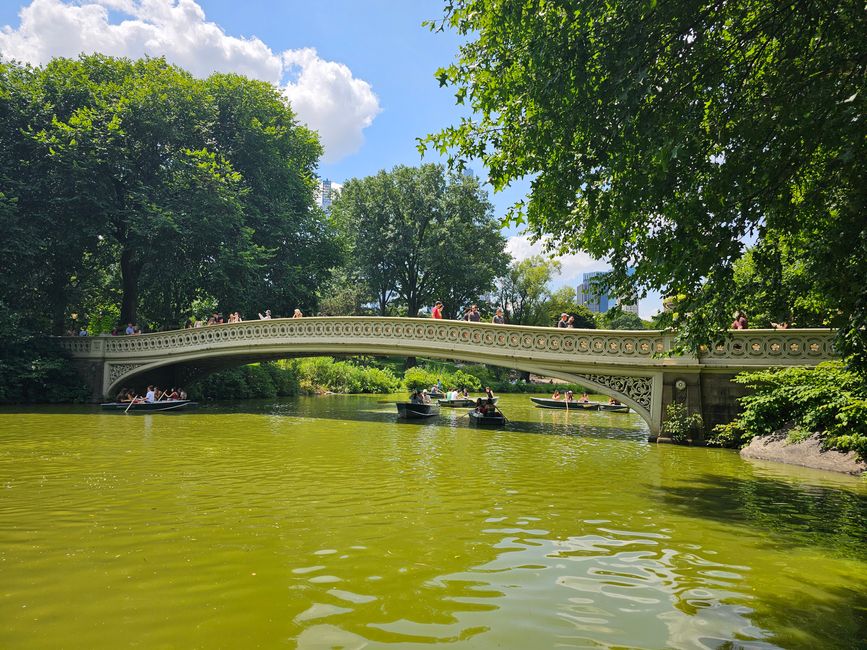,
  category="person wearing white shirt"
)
[145,386,156,403]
